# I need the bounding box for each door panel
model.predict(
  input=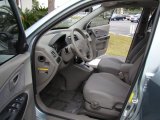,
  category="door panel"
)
[88,10,113,57]
[0,53,36,120]
[90,24,110,57]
